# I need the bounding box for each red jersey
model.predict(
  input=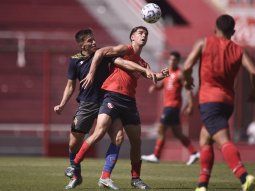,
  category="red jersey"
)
[199,36,243,105]
[101,45,148,98]
[163,68,182,108]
